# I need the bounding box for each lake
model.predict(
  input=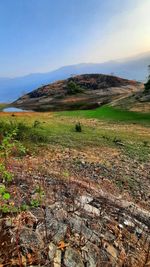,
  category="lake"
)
[3,107,29,112]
